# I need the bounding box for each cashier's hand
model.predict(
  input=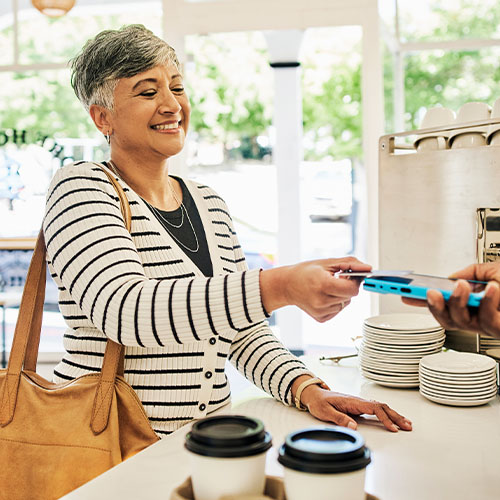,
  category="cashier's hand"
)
[402,263,500,339]
[260,257,371,323]
[298,383,412,433]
